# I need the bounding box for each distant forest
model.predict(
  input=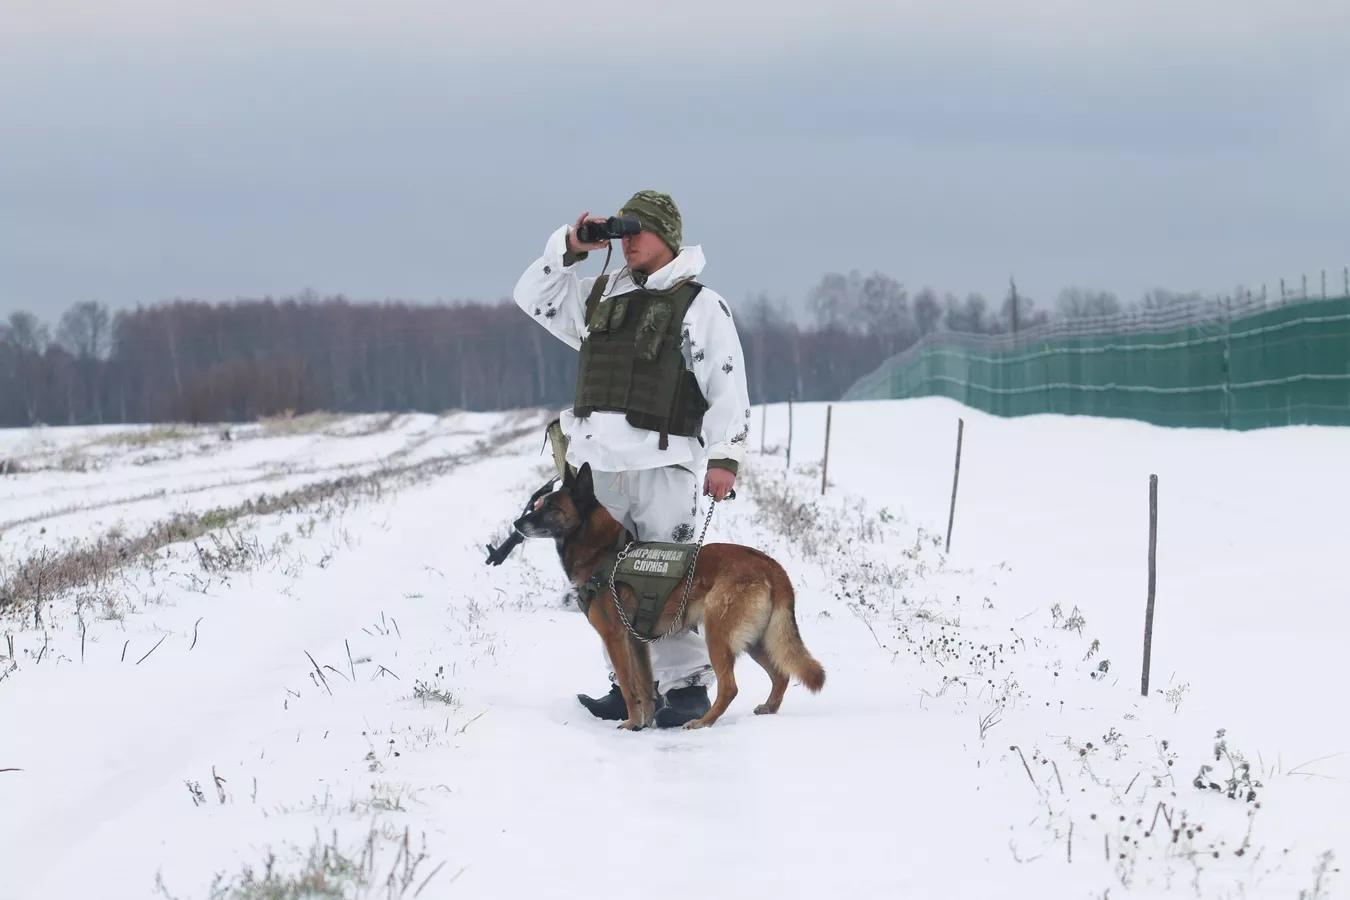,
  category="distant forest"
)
[0,276,1210,427]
